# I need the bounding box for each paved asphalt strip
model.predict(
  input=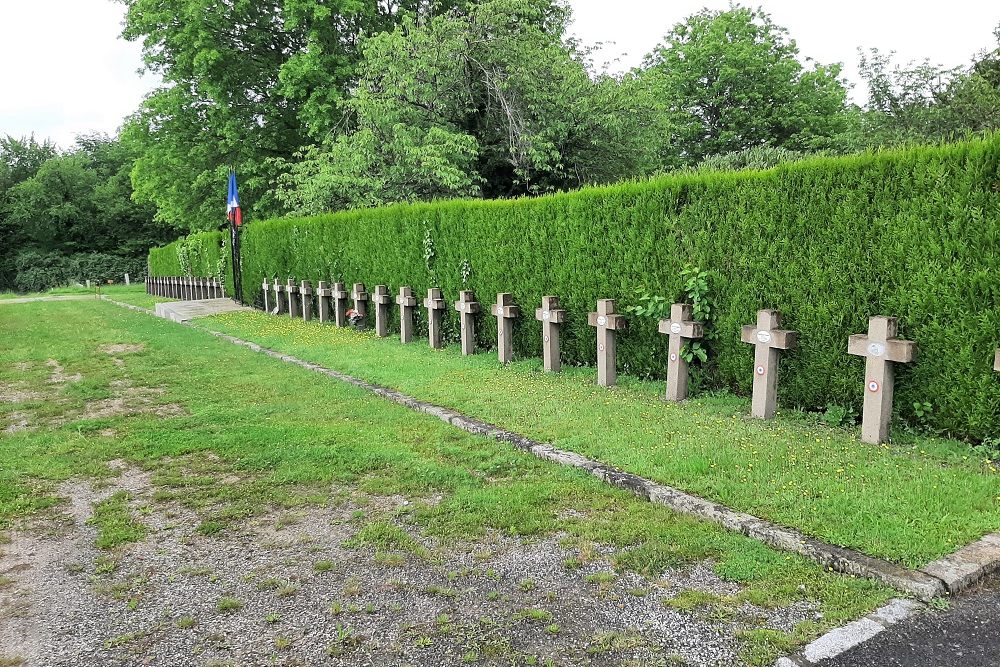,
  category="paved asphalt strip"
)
[816,575,1000,667]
